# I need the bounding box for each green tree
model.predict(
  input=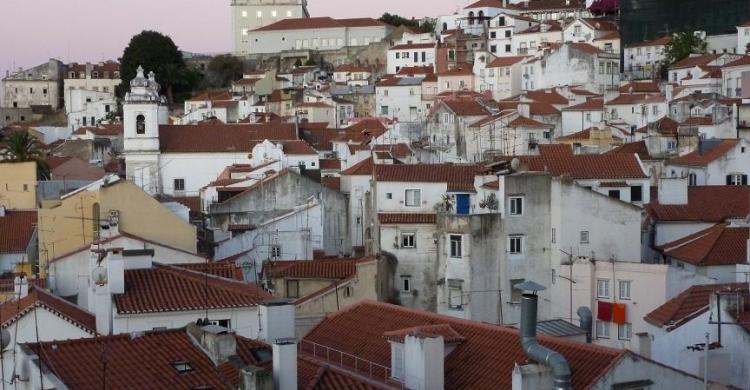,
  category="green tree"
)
[206,55,245,88]
[0,131,49,180]
[304,57,318,66]
[378,13,435,34]
[663,32,707,67]
[117,30,197,105]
